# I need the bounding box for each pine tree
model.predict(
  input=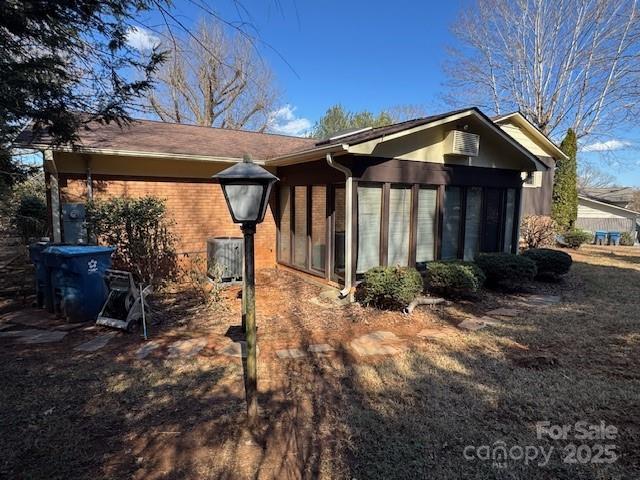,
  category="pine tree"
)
[552,128,578,231]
